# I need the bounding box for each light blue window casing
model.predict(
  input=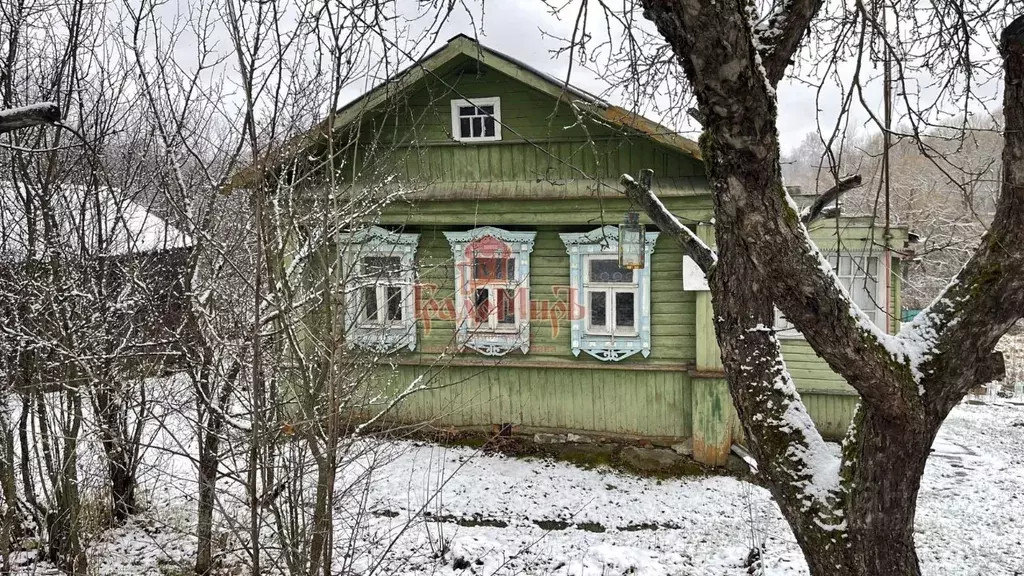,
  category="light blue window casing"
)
[560,226,659,361]
[444,227,536,356]
[339,226,420,352]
